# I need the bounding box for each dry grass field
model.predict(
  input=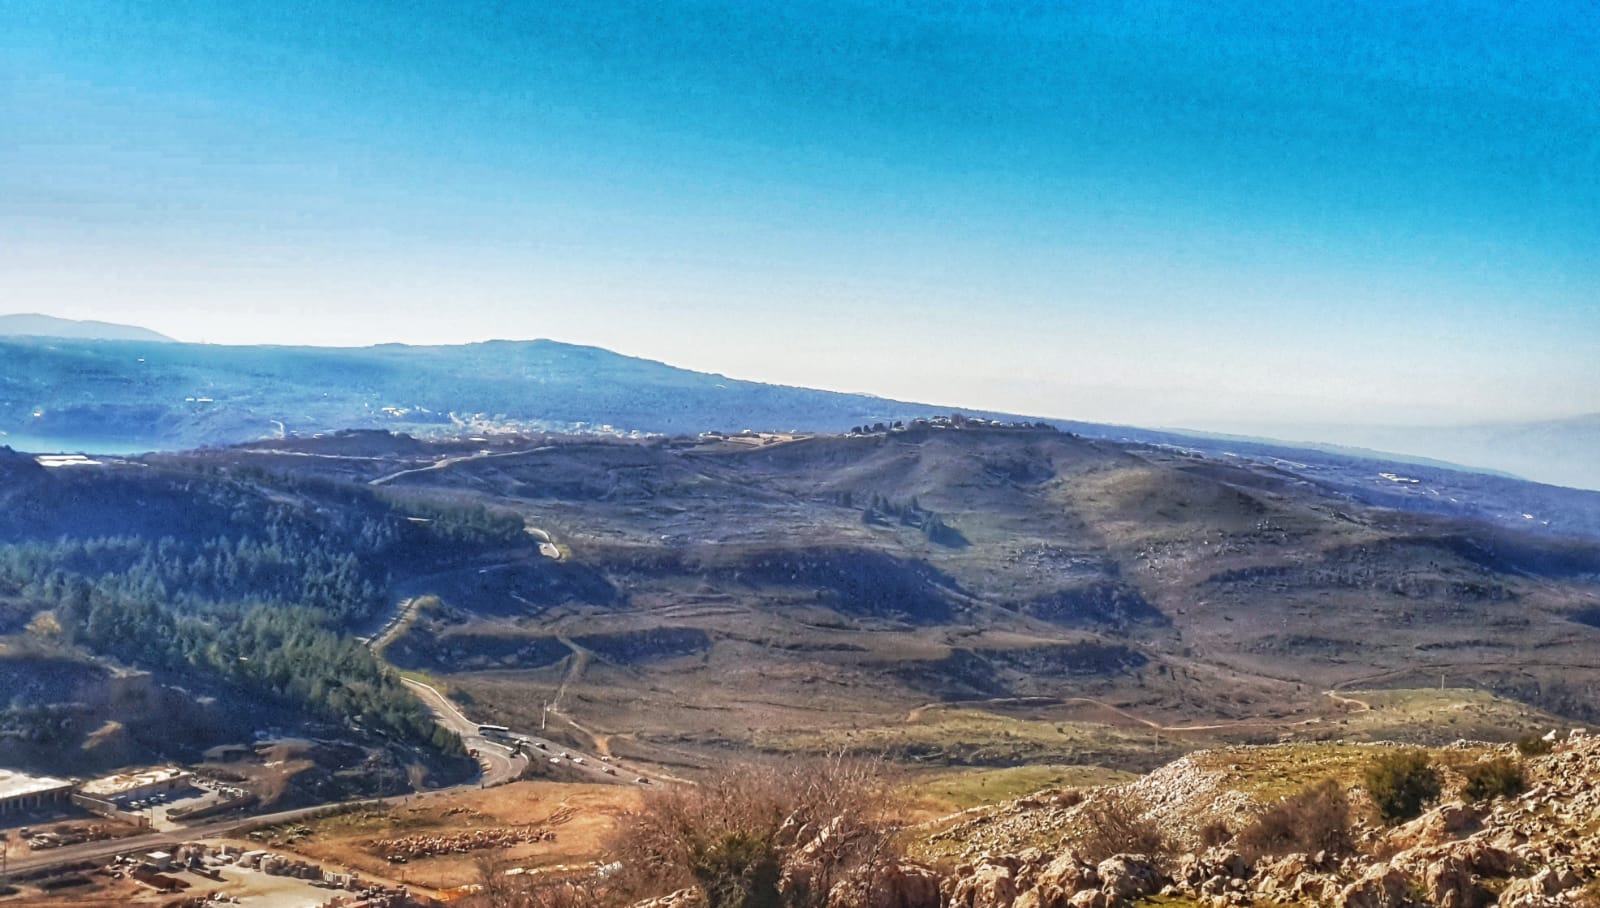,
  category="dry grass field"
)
[248,781,642,890]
